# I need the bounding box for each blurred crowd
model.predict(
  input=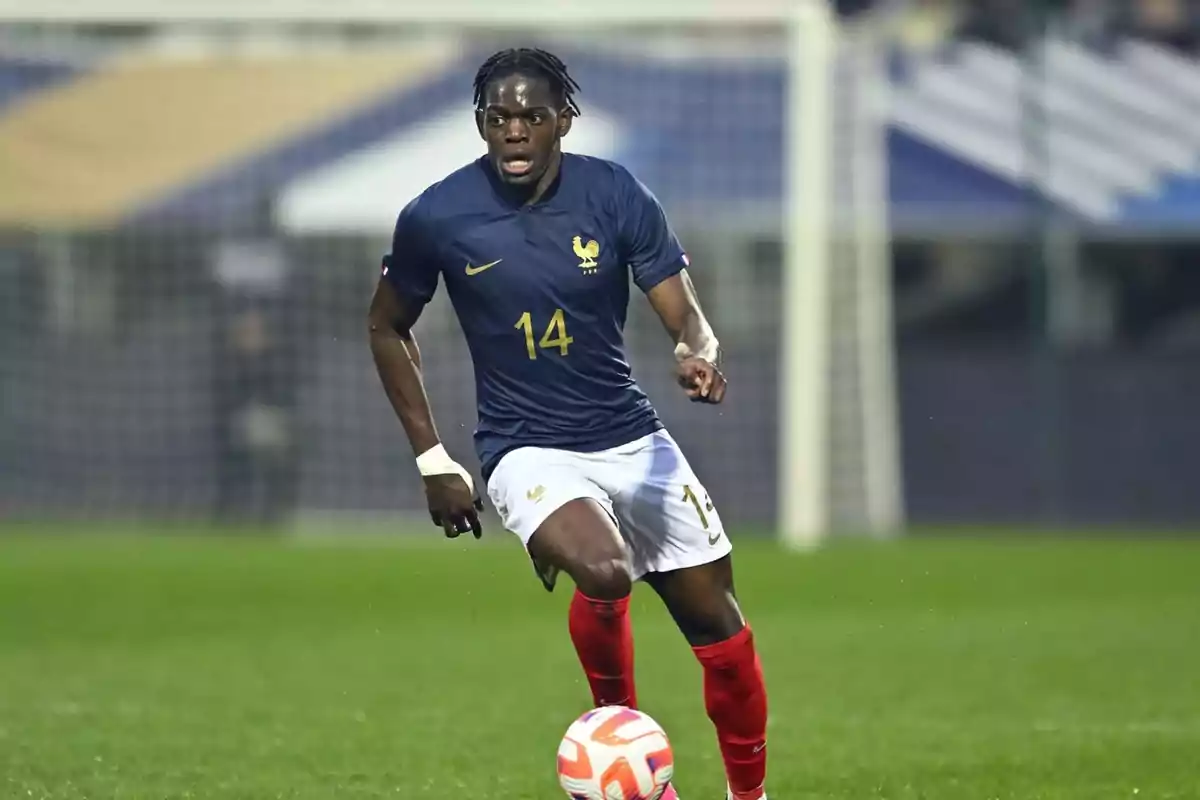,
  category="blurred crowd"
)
[839,0,1200,53]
